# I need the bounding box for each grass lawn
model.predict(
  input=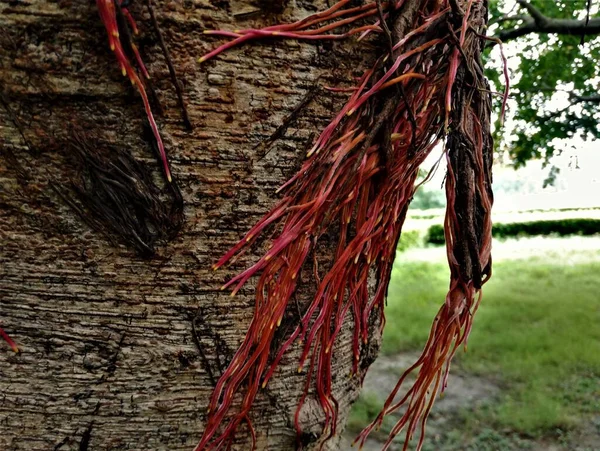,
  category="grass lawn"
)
[349,236,600,444]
